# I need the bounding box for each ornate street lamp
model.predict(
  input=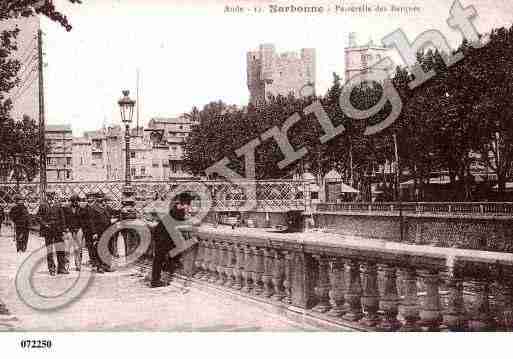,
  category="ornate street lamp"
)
[118,90,137,220]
